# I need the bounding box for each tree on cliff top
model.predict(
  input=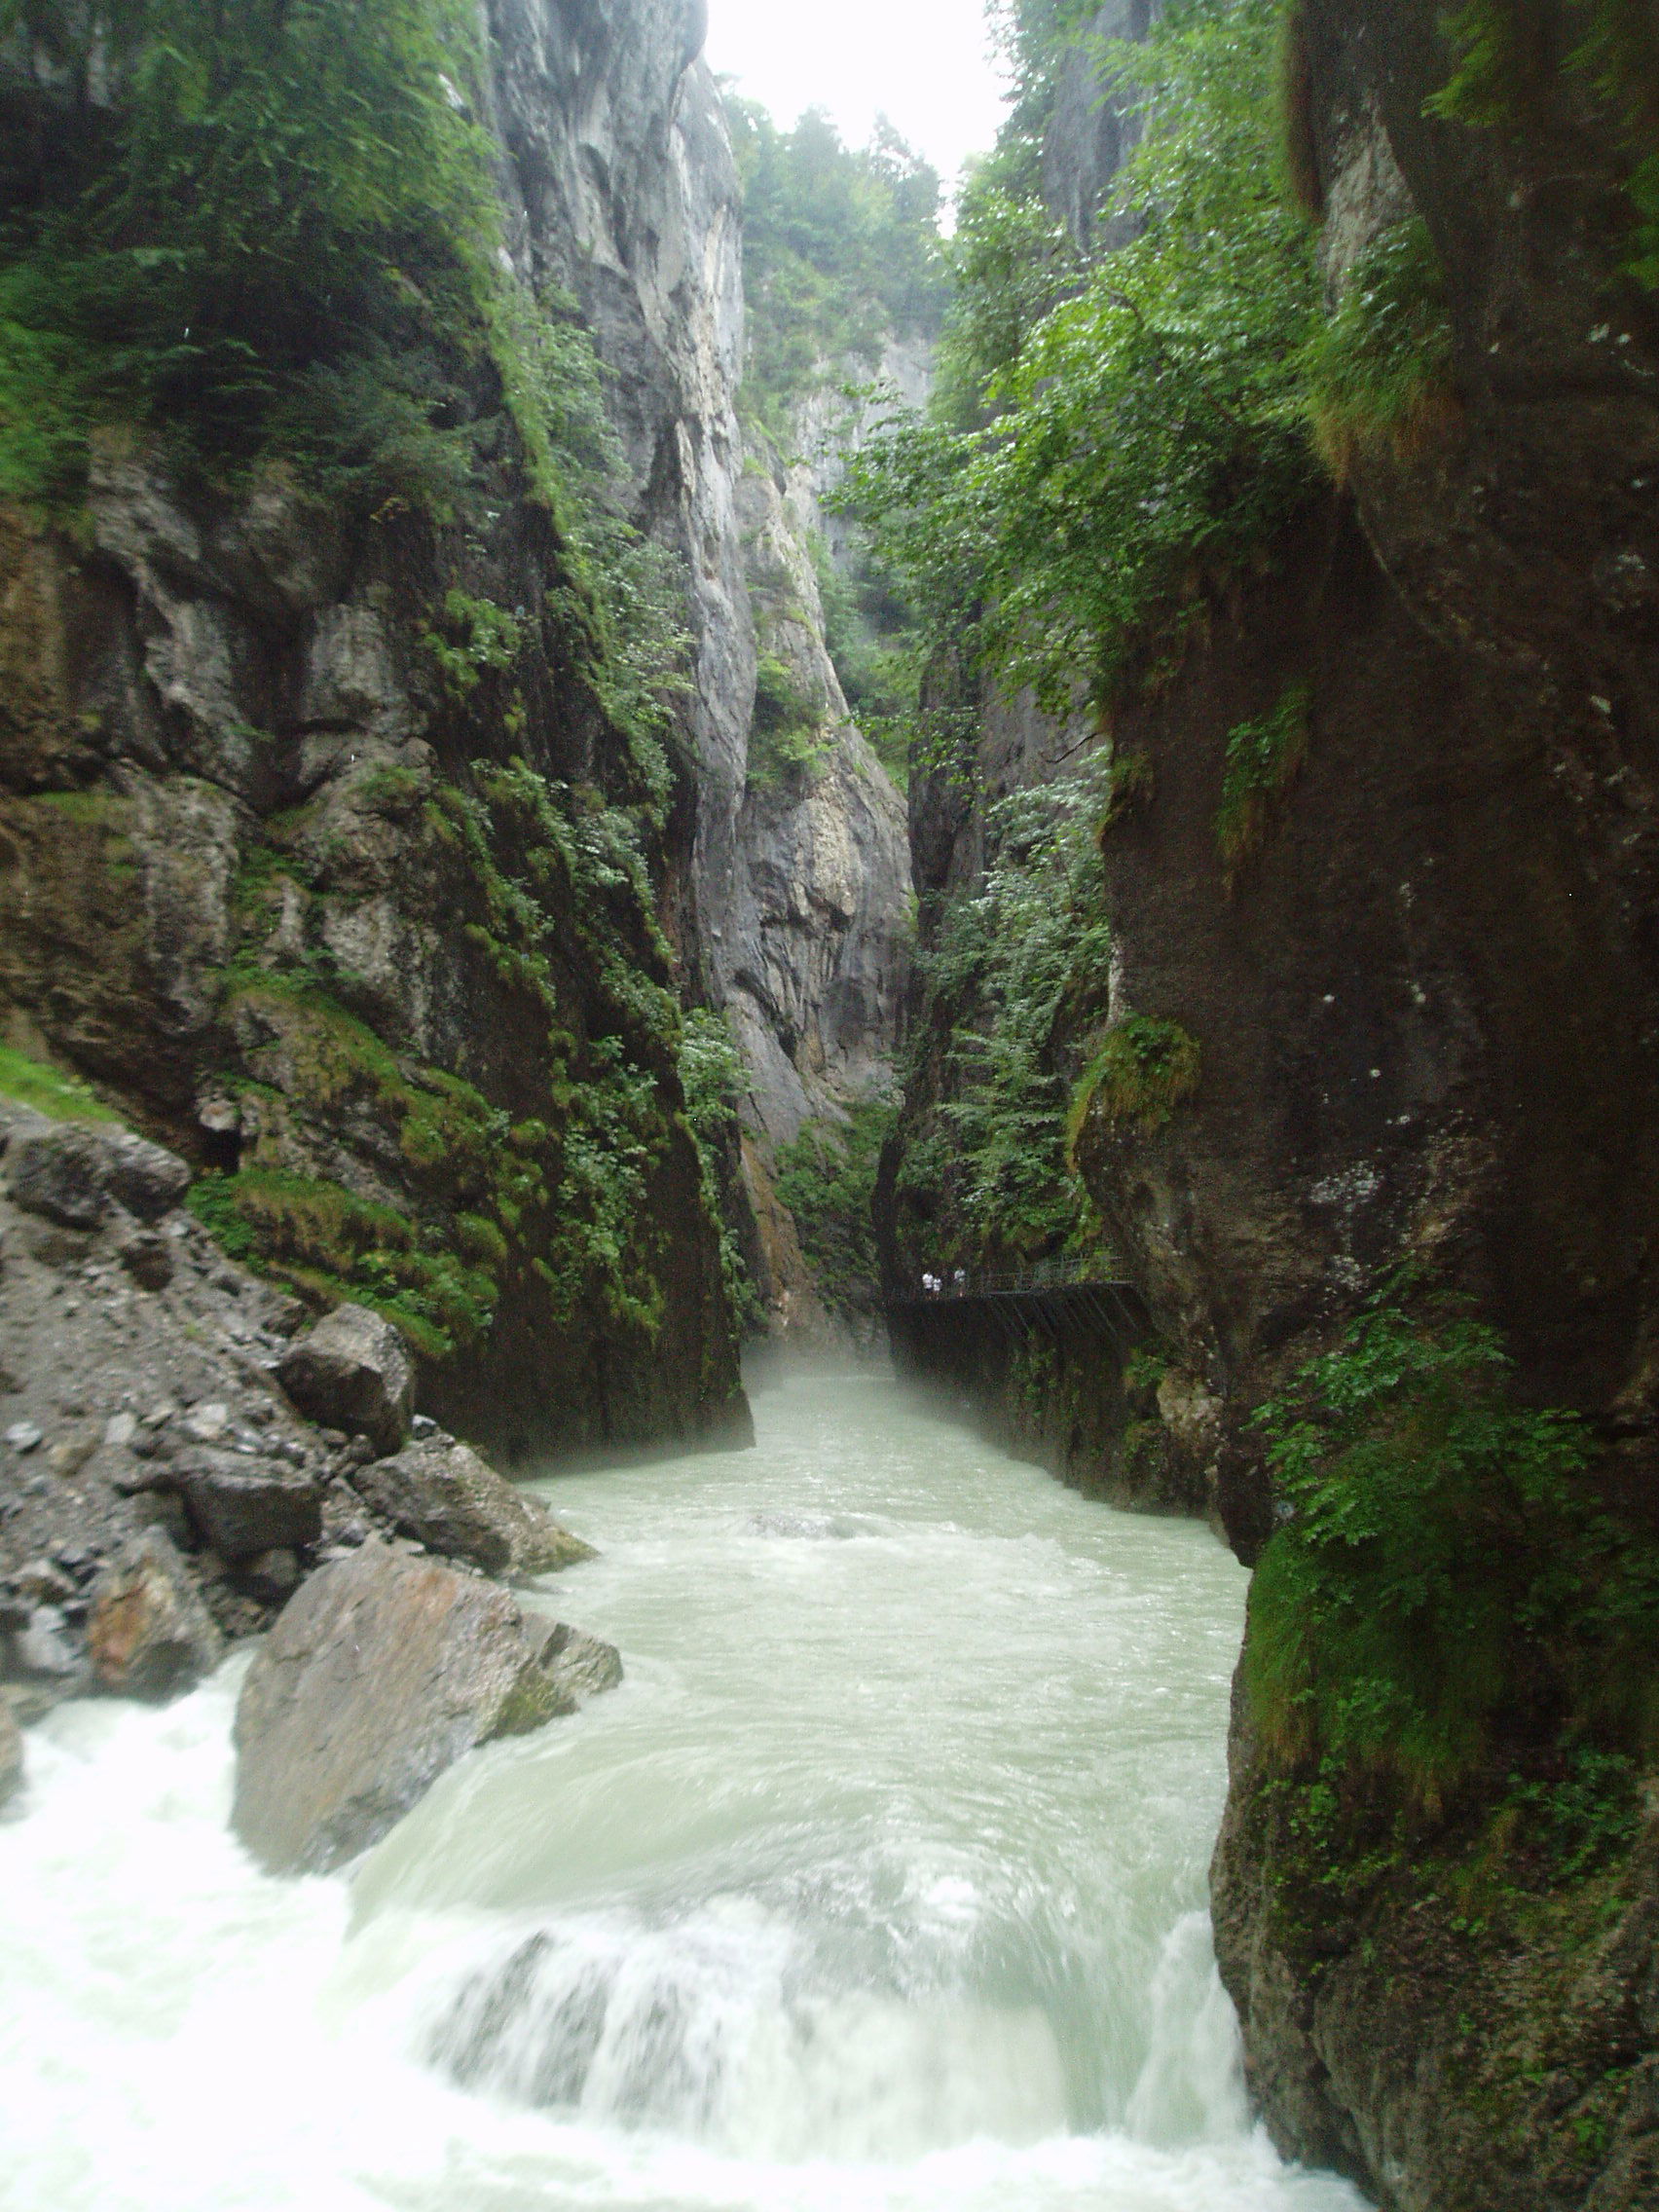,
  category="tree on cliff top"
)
[725,96,951,429]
